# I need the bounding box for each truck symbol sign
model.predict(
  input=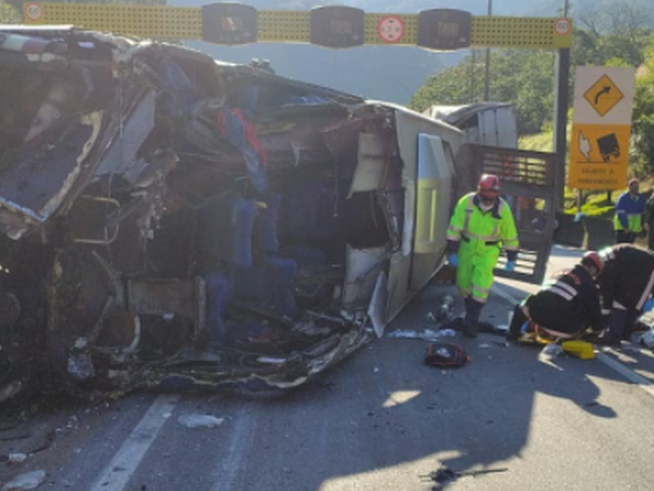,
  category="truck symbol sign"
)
[597,133,620,162]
